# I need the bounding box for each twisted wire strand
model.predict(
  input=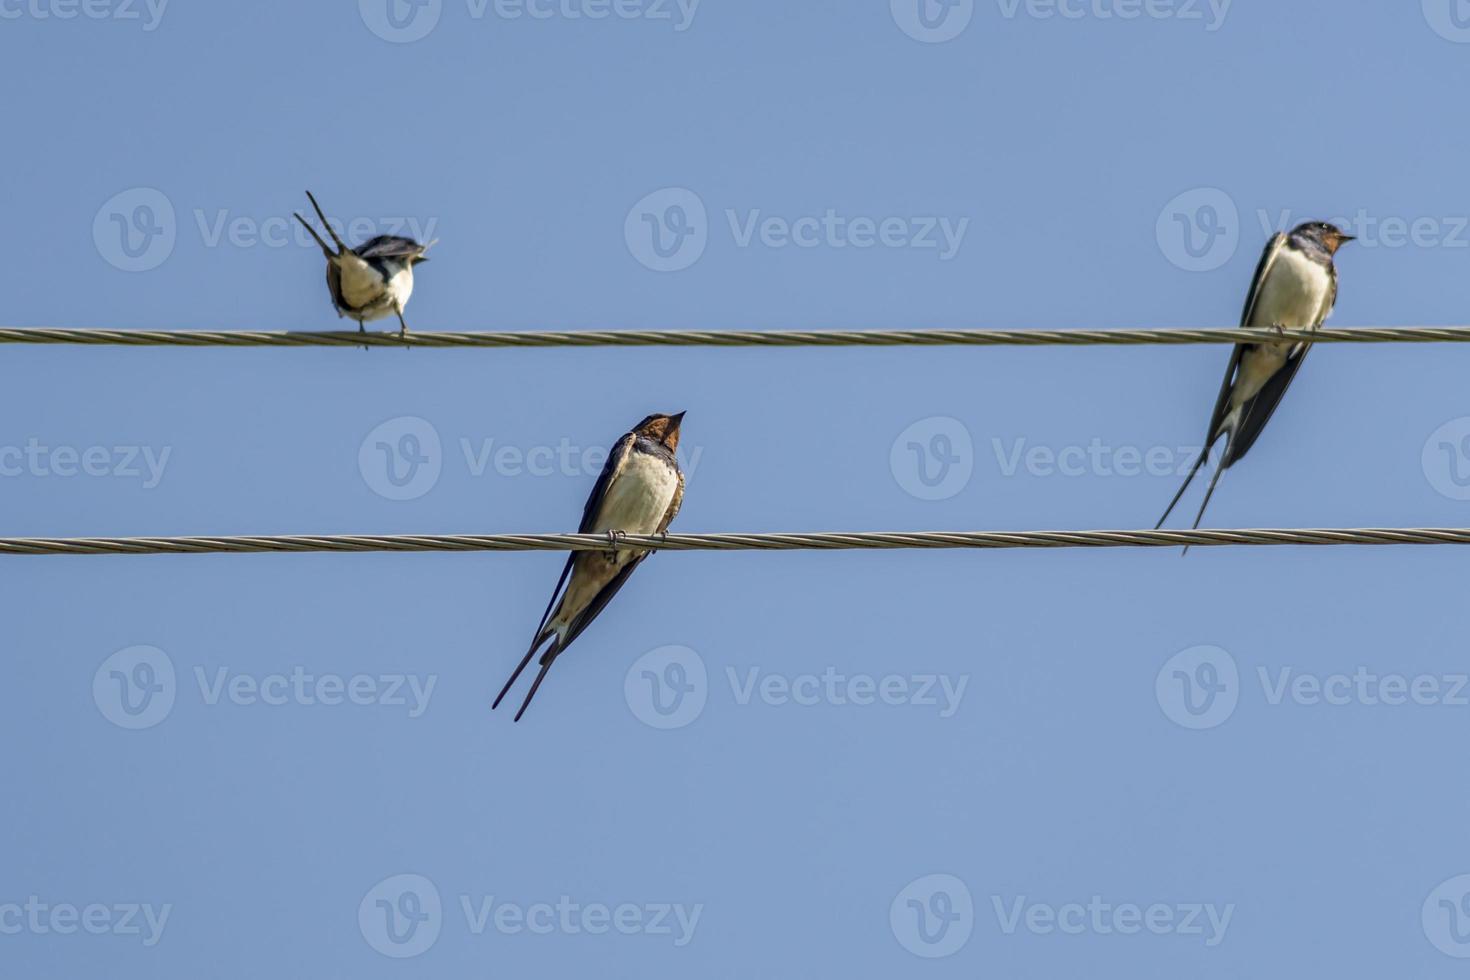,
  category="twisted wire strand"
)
[3,528,1470,556]
[5,326,1470,348]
